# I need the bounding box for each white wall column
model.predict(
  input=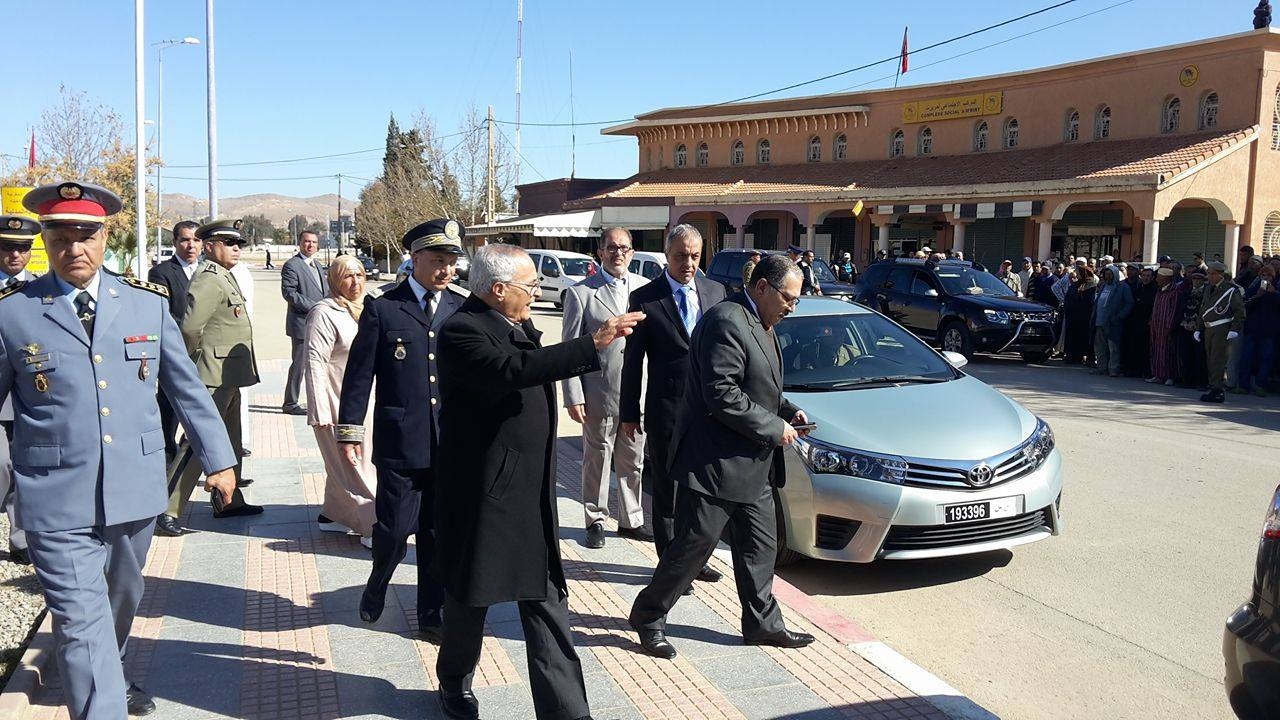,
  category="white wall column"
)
[1142,219,1161,264]
[952,221,967,255]
[1036,220,1053,261]
[876,223,891,254]
[1224,222,1241,275]
[805,224,816,251]
[734,224,746,248]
